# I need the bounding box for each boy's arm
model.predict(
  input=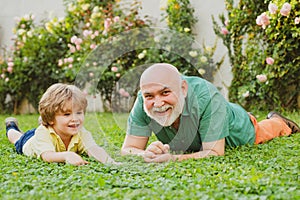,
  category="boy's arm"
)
[86,145,117,164]
[41,151,89,166]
